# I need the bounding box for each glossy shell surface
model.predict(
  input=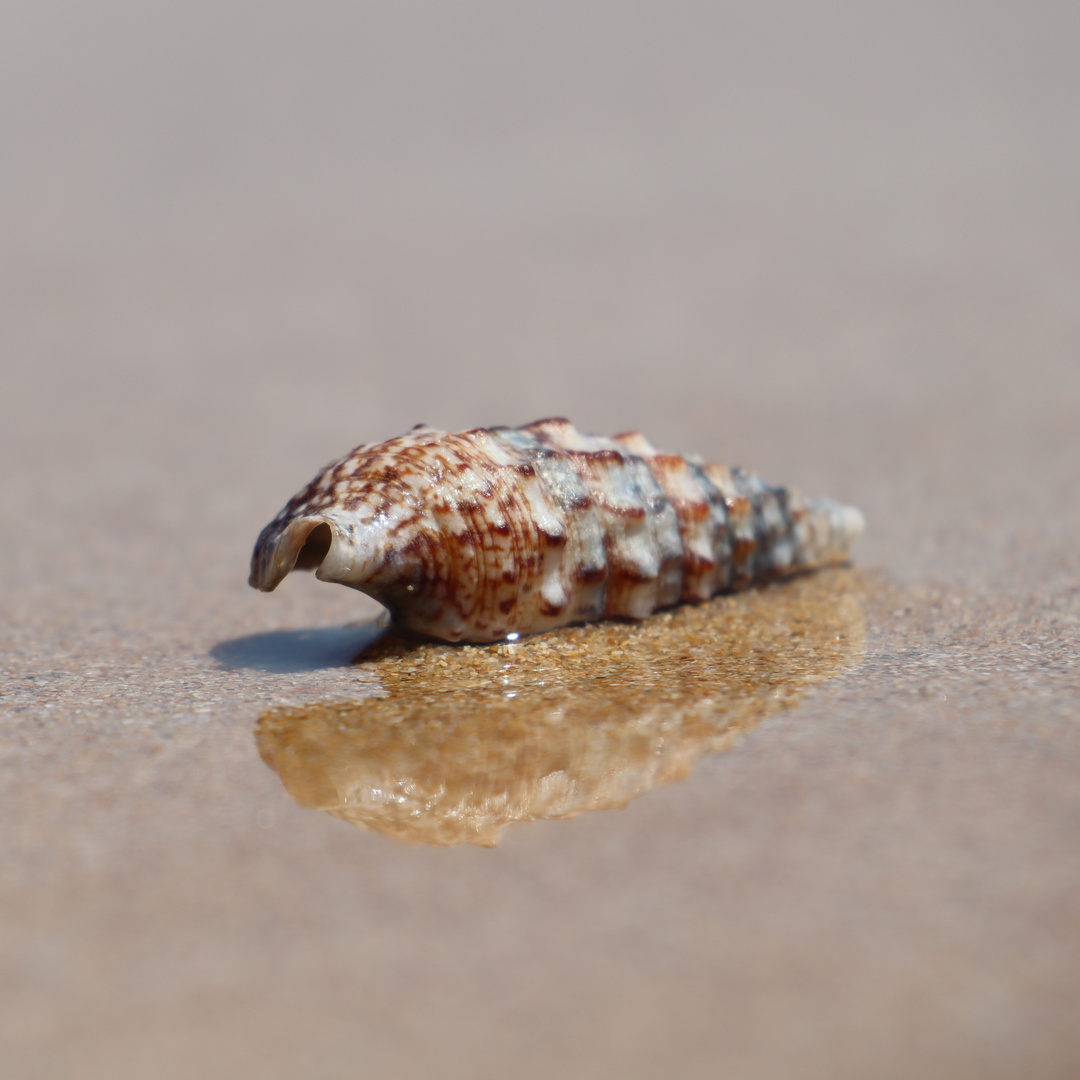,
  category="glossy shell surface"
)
[250,418,864,642]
